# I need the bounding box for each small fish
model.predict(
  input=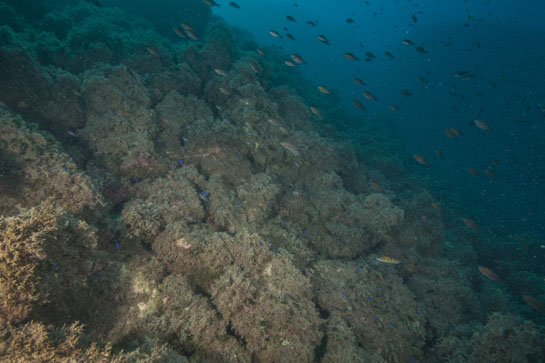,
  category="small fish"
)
[256,48,265,56]
[451,127,464,137]
[344,52,359,61]
[173,26,187,38]
[389,104,400,111]
[286,15,296,22]
[431,202,442,211]
[290,53,306,64]
[478,266,501,283]
[214,68,228,76]
[353,100,365,111]
[444,129,457,140]
[354,78,366,85]
[415,46,427,54]
[286,33,295,40]
[454,71,469,78]
[219,87,232,95]
[307,20,317,26]
[370,181,384,193]
[267,118,282,127]
[310,106,322,117]
[384,51,394,58]
[181,23,194,31]
[318,85,331,94]
[365,52,376,59]
[522,295,545,313]
[284,60,297,67]
[229,2,240,8]
[468,168,480,177]
[434,149,443,158]
[484,169,496,178]
[280,141,300,157]
[400,89,412,96]
[184,28,199,41]
[474,119,491,131]
[346,18,355,23]
[377,256,402,264]
[401,39,414,46]
[198,191,210,203]
[462,218,481,230]
[317,35,329,45]
[269,30,282,38]
[249,61,260,73]
[413,154,429,166]
[147,47,159,56]
[363,91,377,101]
